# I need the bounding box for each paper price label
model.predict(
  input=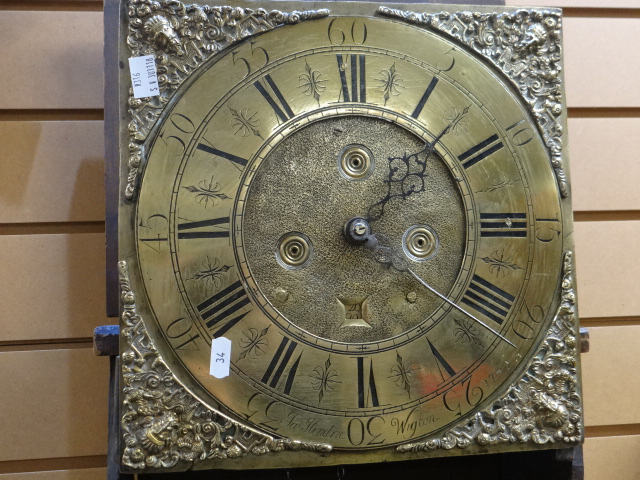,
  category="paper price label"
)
[128,55,159,98]
[210,337,231,378]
